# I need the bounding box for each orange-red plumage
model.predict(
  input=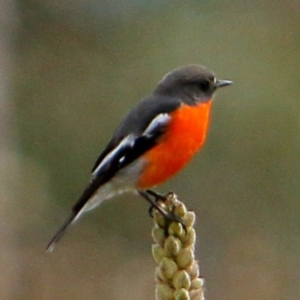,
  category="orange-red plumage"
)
[137,100,212,188]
